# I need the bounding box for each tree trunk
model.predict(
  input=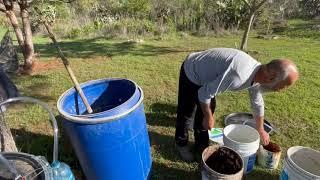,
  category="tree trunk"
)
[240,13,255,51]
[0,82,17,152]
[5,10,25,54]
[20,4,34,69]
[0,115,17,152]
